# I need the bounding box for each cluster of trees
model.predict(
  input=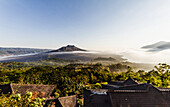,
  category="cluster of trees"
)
[108,63,128,72]
[92,57,116,61]
[0,62,170,98]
